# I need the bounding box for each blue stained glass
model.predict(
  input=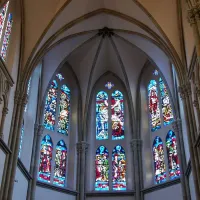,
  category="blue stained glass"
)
[148,80,161,132]
[58,85,70,135]
[166,130,180,180]
[44,80,58,131]
[105,82,114,89]
[111,90,124,140]
[38,135,53,183]
[24,77,32,112]
[18,121,24,158]
[153,136,166,184]
[56,73,64,81]
[95,145,109,191]
[159,78,174,126]
[96,91,108,140]
[112,145,126,190]
[53,140,67,187]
